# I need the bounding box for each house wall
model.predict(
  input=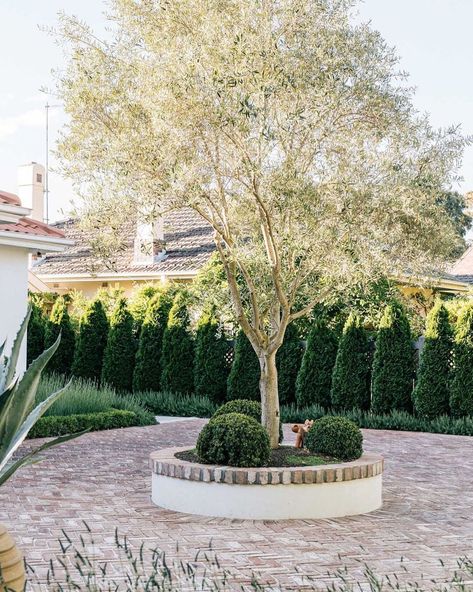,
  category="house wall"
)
[0,245,29,373]
[41,277,191,299]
